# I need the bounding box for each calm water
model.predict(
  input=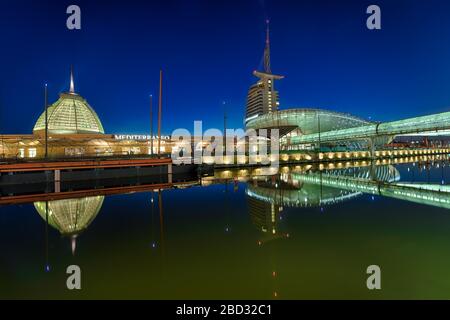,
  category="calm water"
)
[1,157,450,299]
